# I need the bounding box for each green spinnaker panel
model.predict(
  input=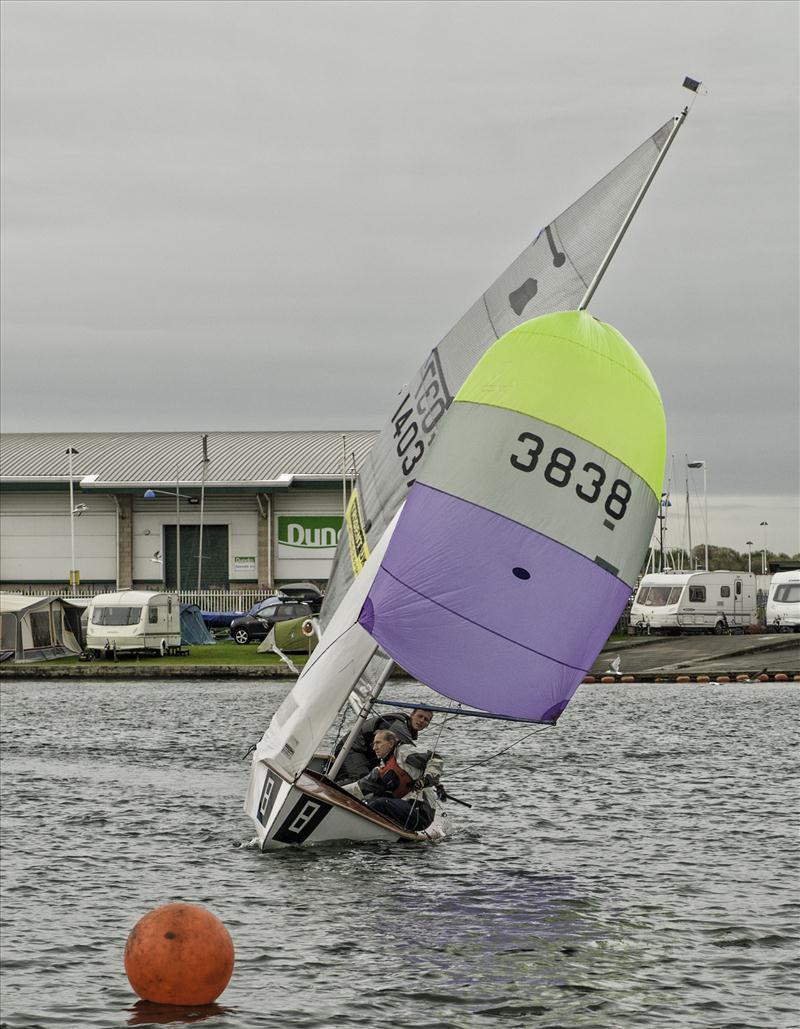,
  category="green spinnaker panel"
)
[456,310,666,497]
